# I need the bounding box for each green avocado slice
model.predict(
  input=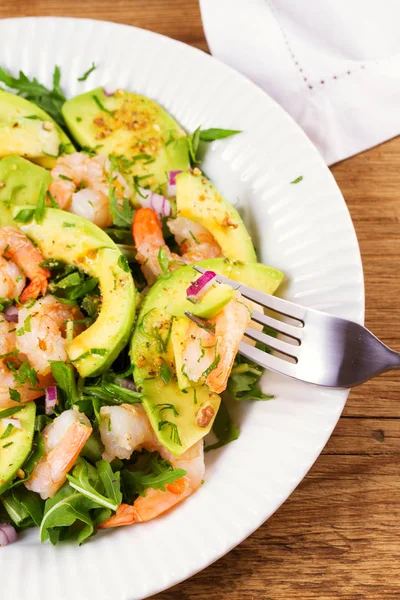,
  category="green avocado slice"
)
[130,258,284,455]
[12,207,136,378]
[176,172,257,263]
[0,402,36,494]
[0,118,60,159]
[0,90,74,168]
[62,87,190,194]
[0,155,51,226]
